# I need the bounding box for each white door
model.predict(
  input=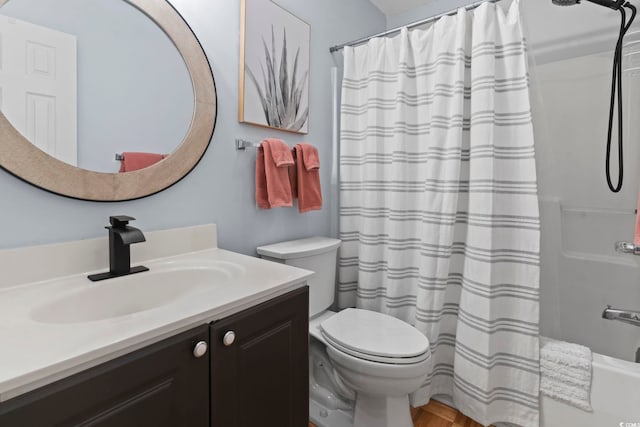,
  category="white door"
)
[0,15,77,166]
